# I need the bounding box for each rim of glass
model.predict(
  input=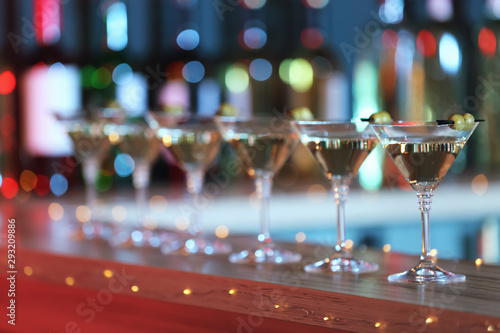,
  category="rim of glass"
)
[369,120,481,127]
[294,119,368,125]
[215,115,292,122]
